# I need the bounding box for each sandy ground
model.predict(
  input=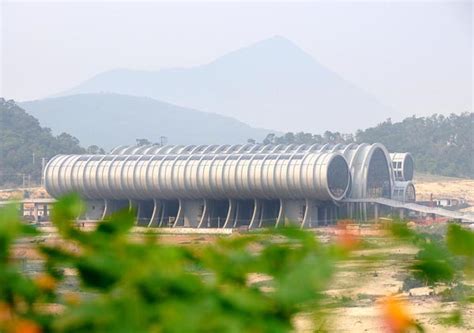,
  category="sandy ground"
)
[414,173,474,213]
[0,186,49,200]
[317,239,473,332]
